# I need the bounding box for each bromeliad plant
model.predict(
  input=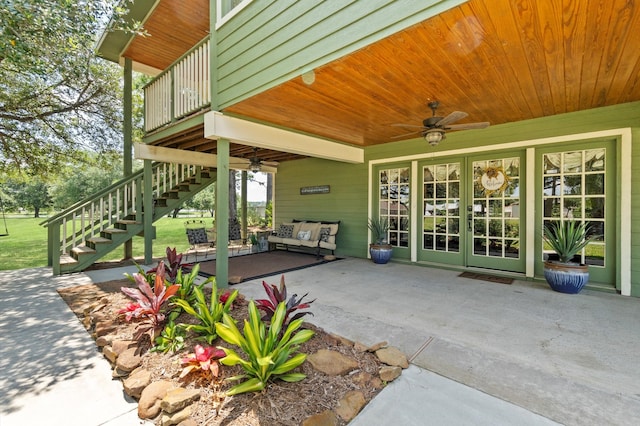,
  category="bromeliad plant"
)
[215,300,315,396]
[152,319,186,353]
[119,262,180,341]
[255,275,315,325]
[173,279,239,344]
[179,344,227,381]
